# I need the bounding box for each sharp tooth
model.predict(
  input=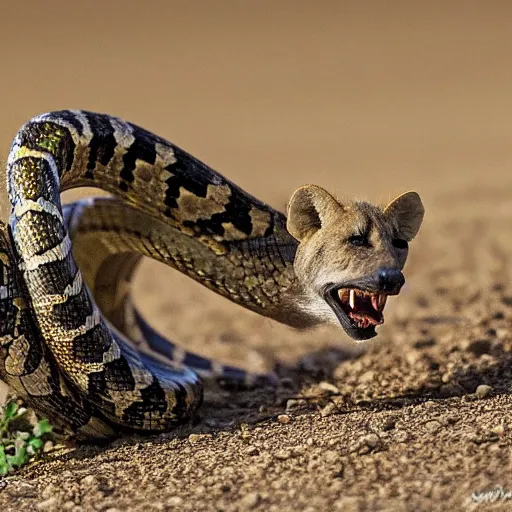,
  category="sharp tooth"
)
[371,294,379,311]
[349,289,355,309]
[378,294,387,311]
